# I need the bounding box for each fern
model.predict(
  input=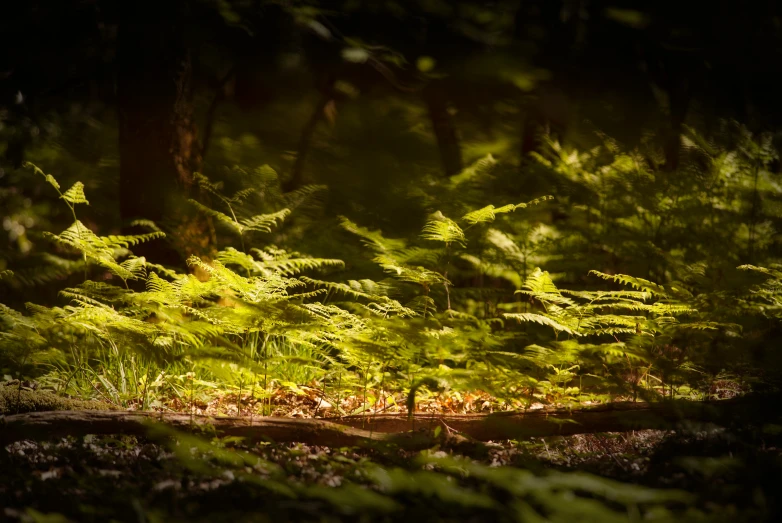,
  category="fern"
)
[589,270,668,296]
[504,312,580,335]
[462,196,553,226]
[339,216,407,253]
[60,181,90,205]
[43,220,162,283]
[421,212,466,246]
[448,154,497,187]
[3,150,770,420]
